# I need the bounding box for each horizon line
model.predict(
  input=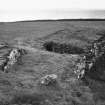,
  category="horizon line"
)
[1,18,105,23]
